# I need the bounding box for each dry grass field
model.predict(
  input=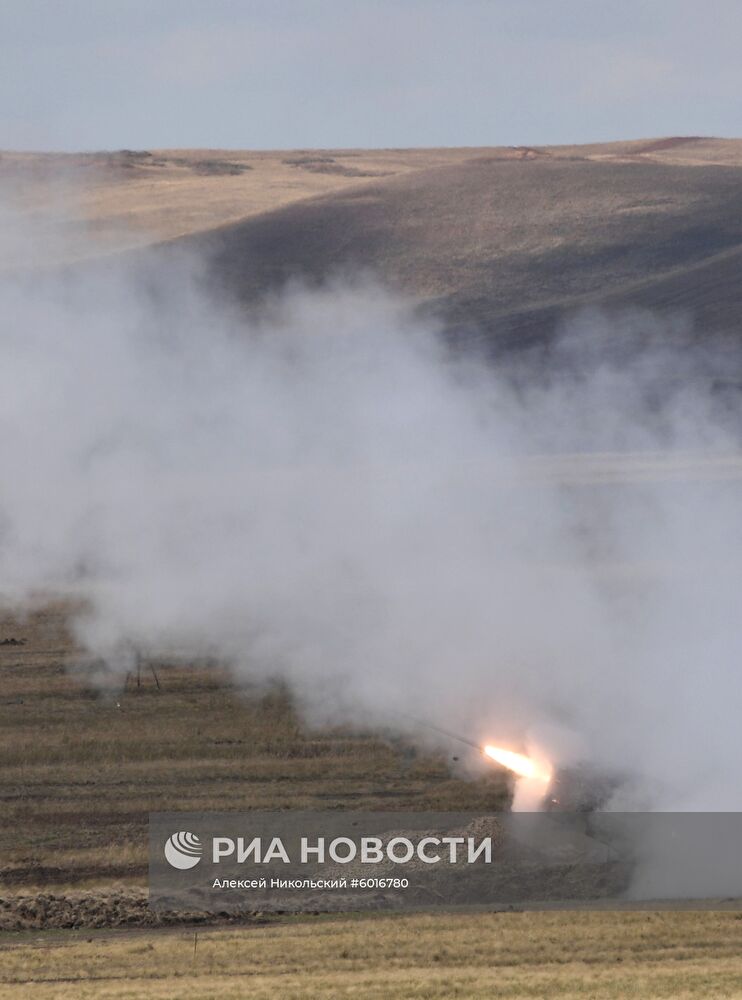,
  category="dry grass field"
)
[0,603,509,891]
[3,911,742,999]
[0,147,480,268]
